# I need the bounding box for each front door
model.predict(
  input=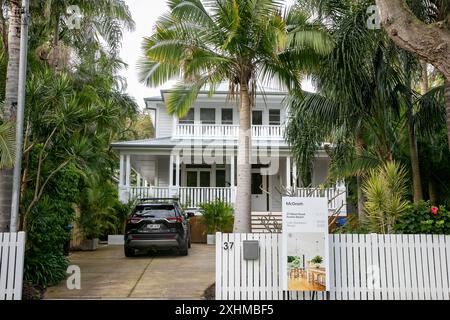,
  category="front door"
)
[251,169,268,211]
